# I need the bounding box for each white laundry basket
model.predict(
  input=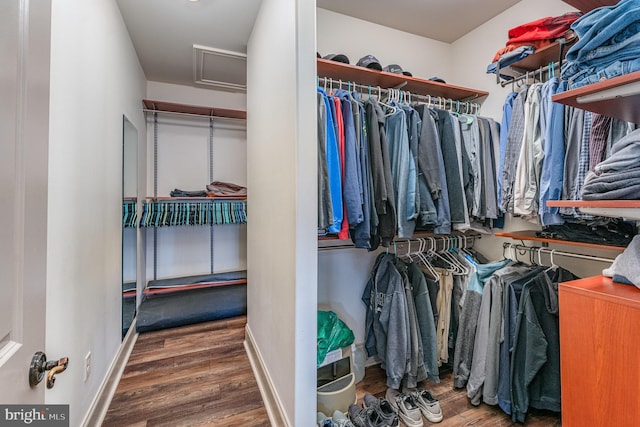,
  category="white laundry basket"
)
[317,372,357,415]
